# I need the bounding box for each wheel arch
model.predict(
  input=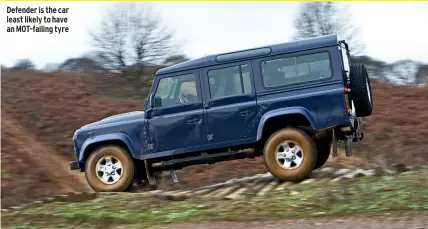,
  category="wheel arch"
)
[78,133,136,163]
[256,107,318,142]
